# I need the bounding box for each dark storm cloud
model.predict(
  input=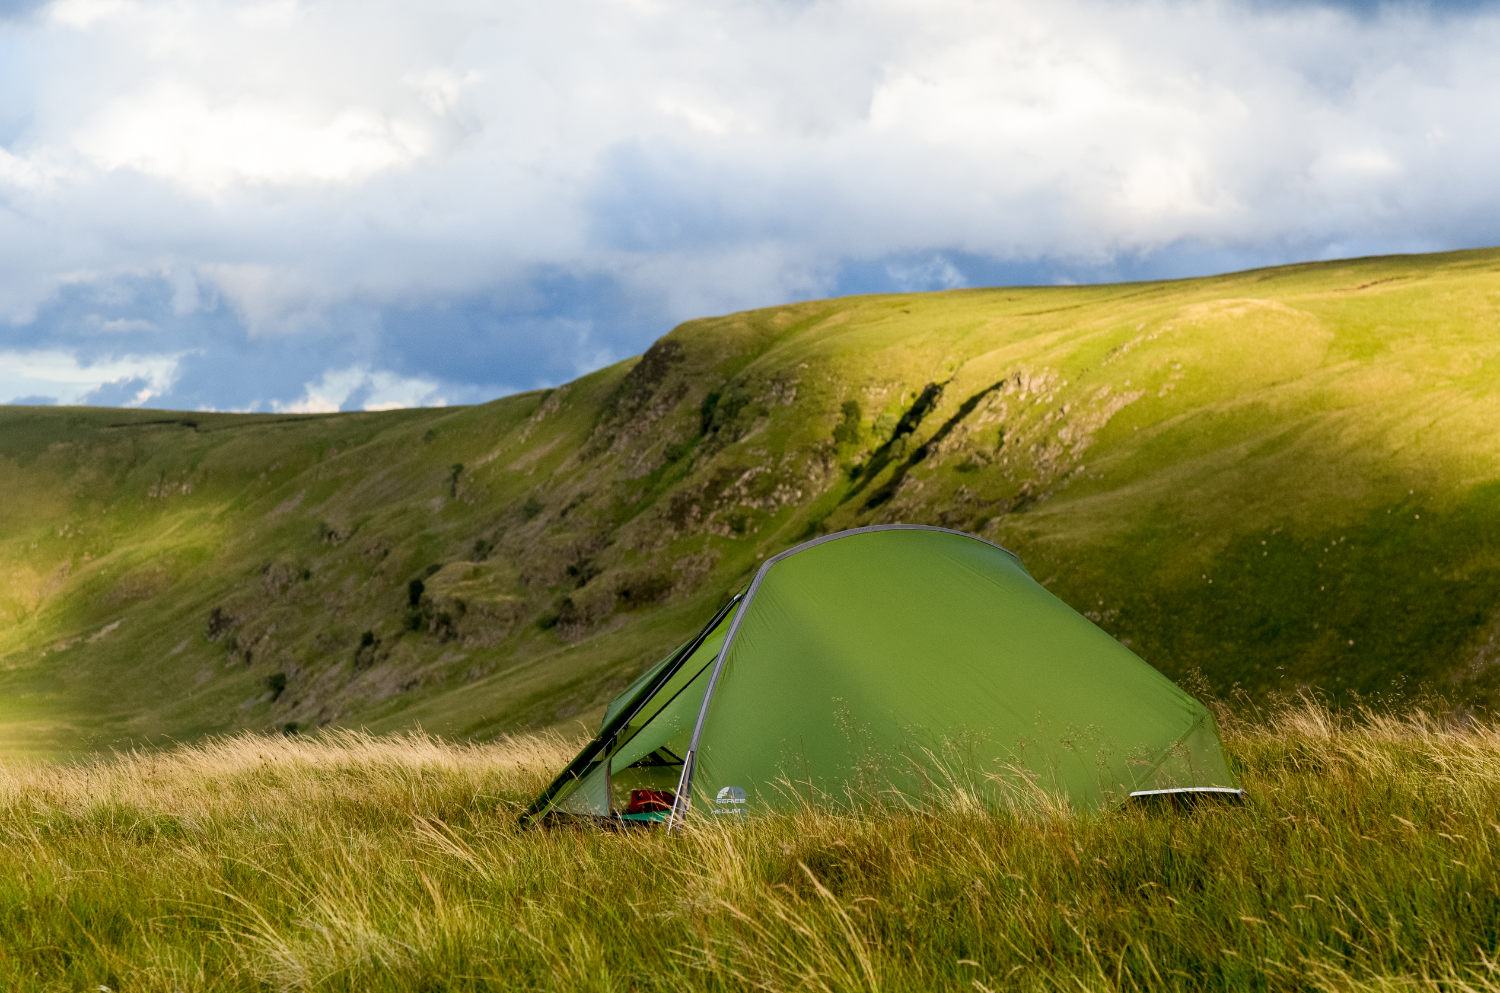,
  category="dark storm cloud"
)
[376,271,658,391]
